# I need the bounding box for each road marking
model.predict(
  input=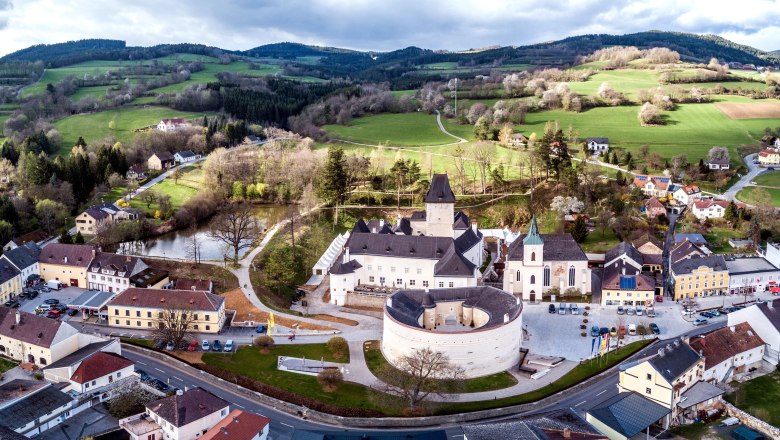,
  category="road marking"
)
[596,389,607,396]
[575,400,587,407]
[154,368,165,373]
[136,361,146,366]
[235,403,245,409]
[281,422,294,428]
[173,376,182,381]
